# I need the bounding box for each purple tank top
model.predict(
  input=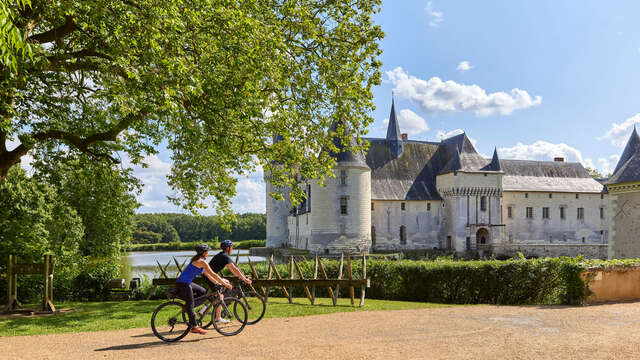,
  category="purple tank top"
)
[176,263,204,284]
